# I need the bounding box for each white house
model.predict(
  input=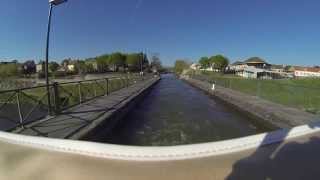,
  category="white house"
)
[190,63,200,70]
[36,63,44,73]
[67,64,75,72]
[240,66,265,79]
[229,61,248,71]
[293,67,320,78]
